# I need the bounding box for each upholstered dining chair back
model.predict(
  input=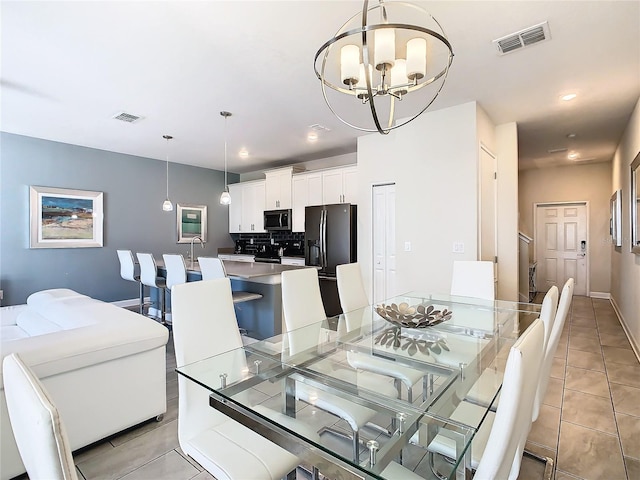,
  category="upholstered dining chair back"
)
[197,257,227,280]
[473,318,545,480]
[336,262,369,313]
[533,279,573,421]
[281,268,327,355]
[450,260,495,301]
[162,254,187,291]
[3,353,79,480]
[117,249,137,282]
[171,279,301,480]
[136,252,161,288]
